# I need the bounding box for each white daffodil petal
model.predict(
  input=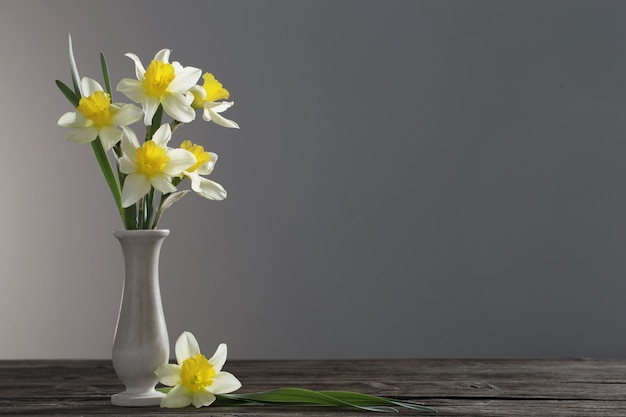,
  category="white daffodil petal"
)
[192,390,216,408]
[155,48,171,63]
[58,112,91,128]
[121,127,140,152]
[155,363,182,386]
[191,176,227,200]
[195,152,217,175]
[162,93,195,123]
[210,371,242,395]
[66,127,98,144]
[151,124,171,147]
[81,77,103,96]
[142,98,161,125]
[118,156,135,175]
[205,109,240,129]
[124,53,146,80]
[160,384,192,408]
[169,66,202,93]
[204,101,234,113]
[121,174,152,208]
[112,103,143,126]
[189,84,206,100]
[98,126,122,151]
[150,174,176,194]
[175,331,201,364]
[116,78,145,103]
[208,343,228,373]
[163,149,196,176]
